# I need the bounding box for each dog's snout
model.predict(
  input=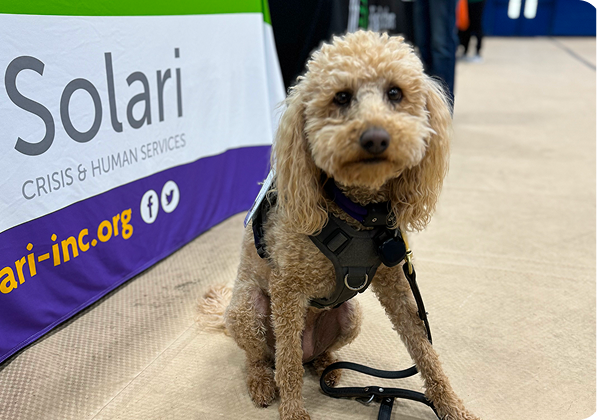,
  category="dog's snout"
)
[359,128,390,155]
